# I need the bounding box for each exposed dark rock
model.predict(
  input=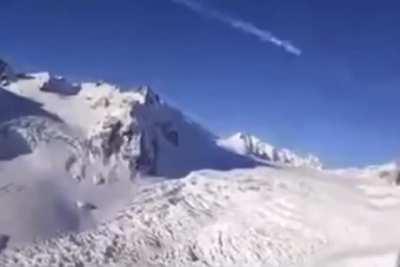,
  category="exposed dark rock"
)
[102,120,123,159]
